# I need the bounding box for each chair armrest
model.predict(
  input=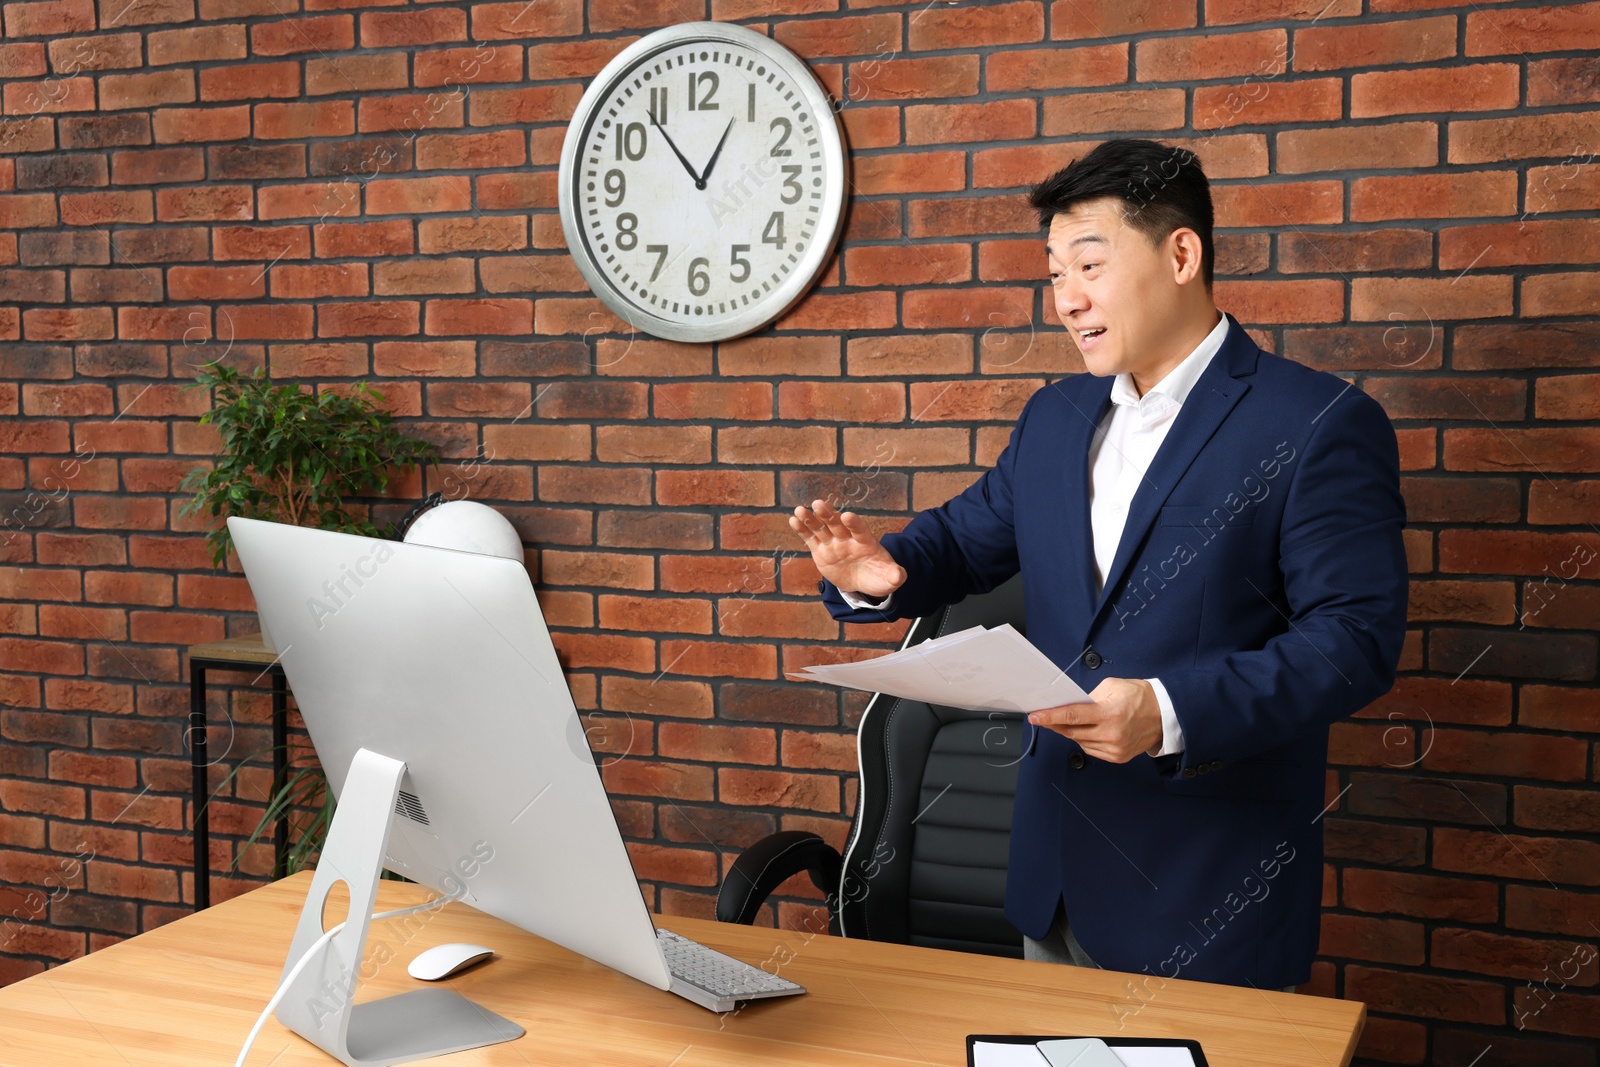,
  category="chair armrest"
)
[715,831,843,926]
